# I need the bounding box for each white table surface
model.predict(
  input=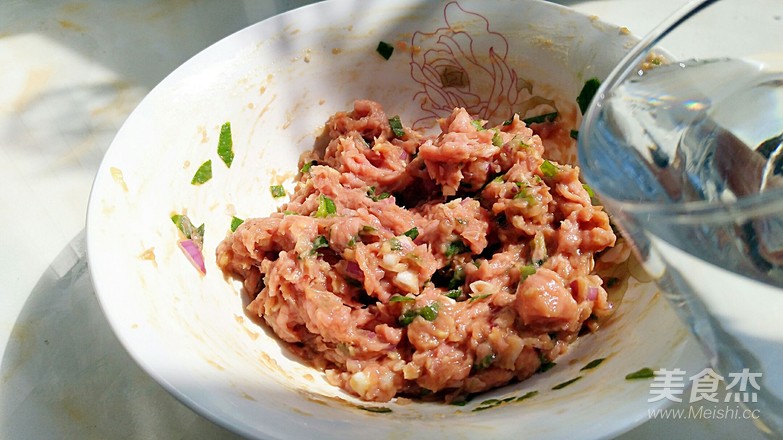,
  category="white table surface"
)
[0,0,770,438]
